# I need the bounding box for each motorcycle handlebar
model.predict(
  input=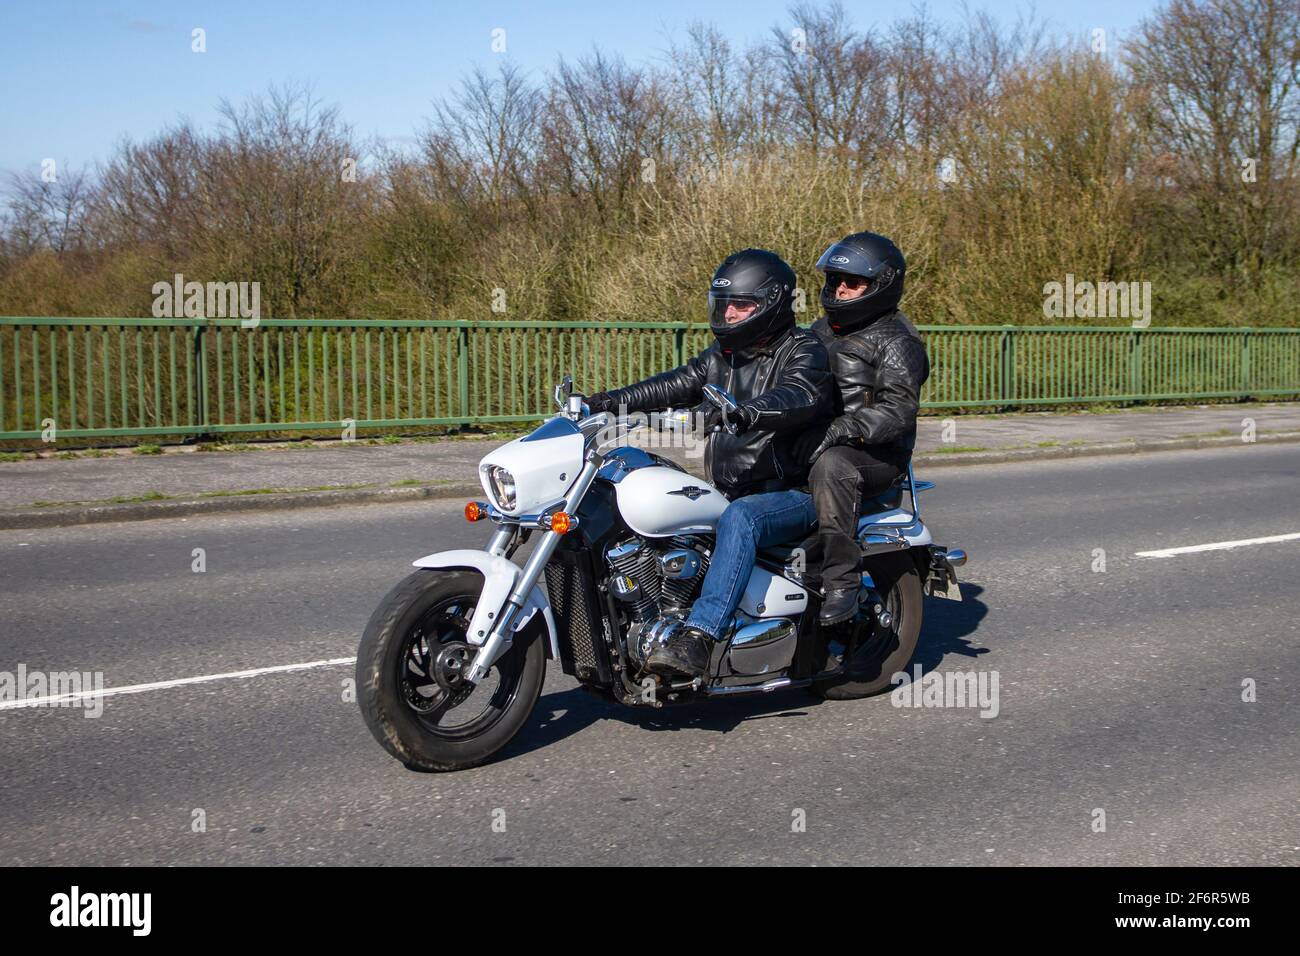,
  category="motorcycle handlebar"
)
[575,408,704,450]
